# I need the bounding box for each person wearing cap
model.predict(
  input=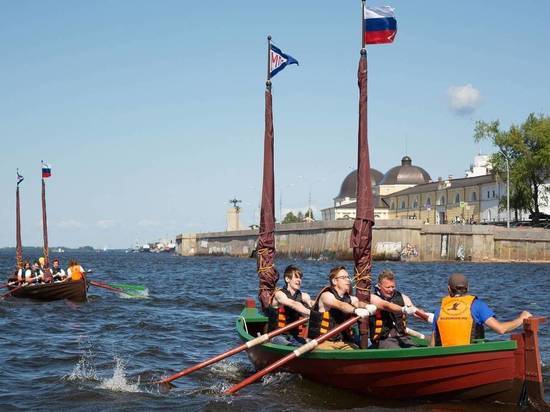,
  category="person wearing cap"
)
[431,273,533,347]
[308,266,417,350]
[266,265,313,346]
